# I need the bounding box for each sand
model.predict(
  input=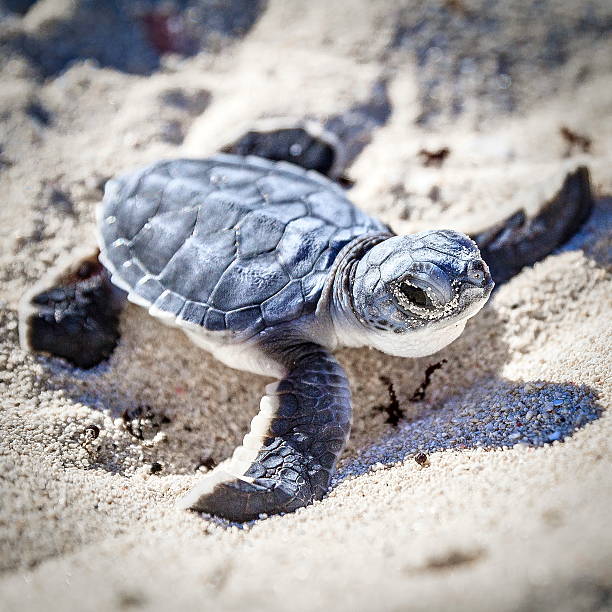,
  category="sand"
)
[0,1,611,611]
